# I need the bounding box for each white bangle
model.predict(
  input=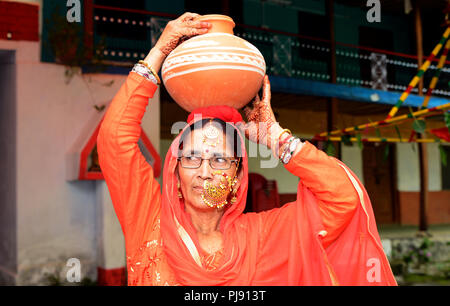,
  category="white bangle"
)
[132,64,159,85]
